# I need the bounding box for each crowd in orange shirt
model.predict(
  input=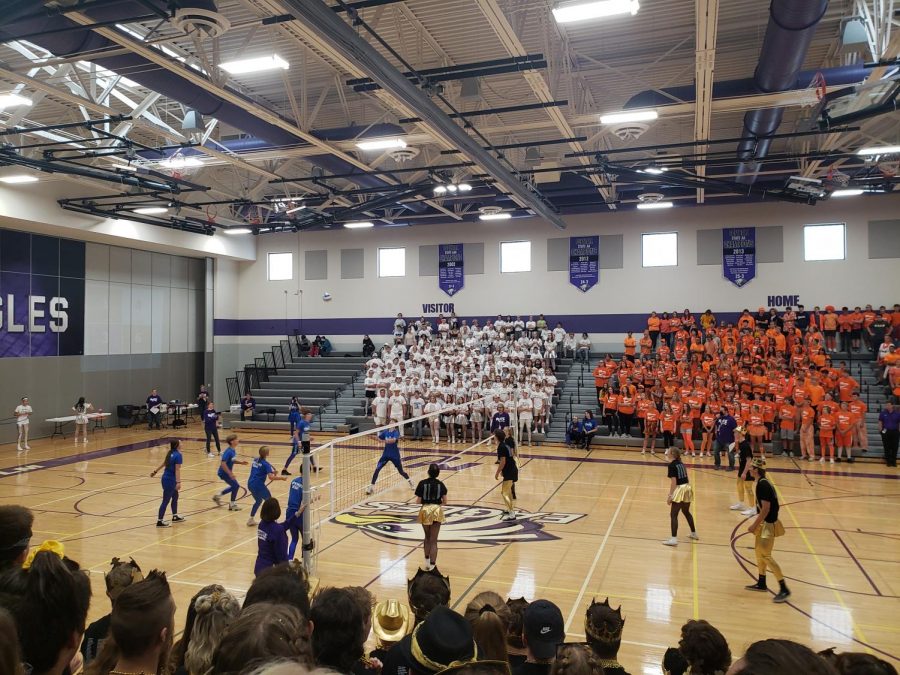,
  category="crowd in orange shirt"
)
[588,304,900,463]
